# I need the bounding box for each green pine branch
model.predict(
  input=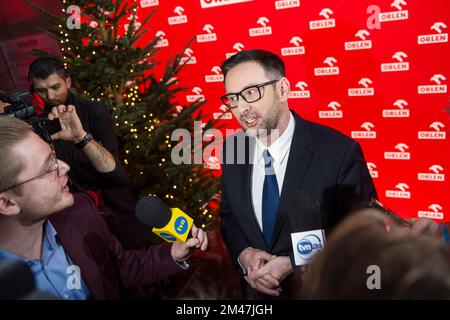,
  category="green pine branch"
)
[27,0,223,228]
